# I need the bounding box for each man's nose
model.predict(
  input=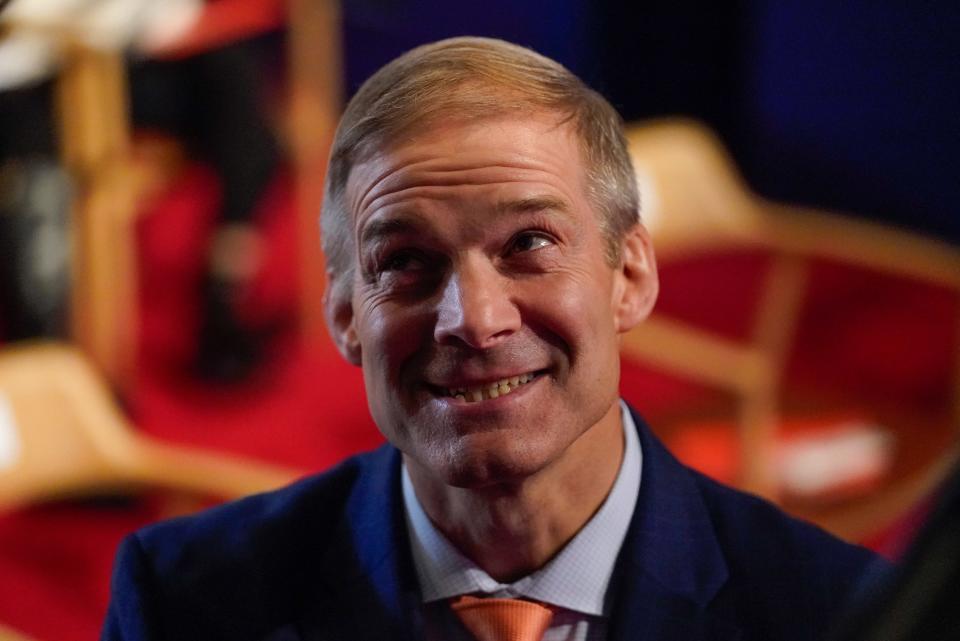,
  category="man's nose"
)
[434,259,520,349]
